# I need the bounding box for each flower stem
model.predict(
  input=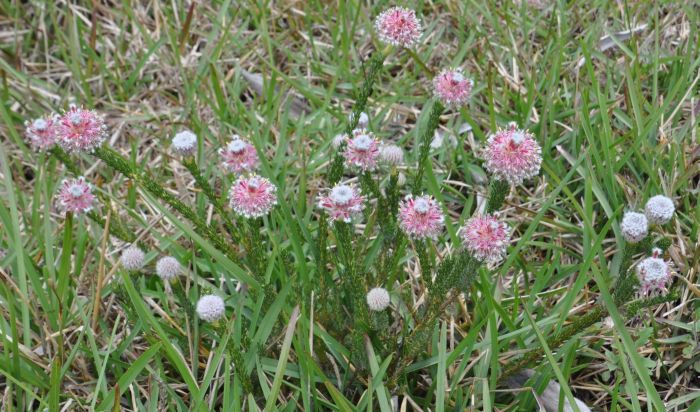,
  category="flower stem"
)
[412,101,444,194]
[182,158,241,243]
[91,147,243,268]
